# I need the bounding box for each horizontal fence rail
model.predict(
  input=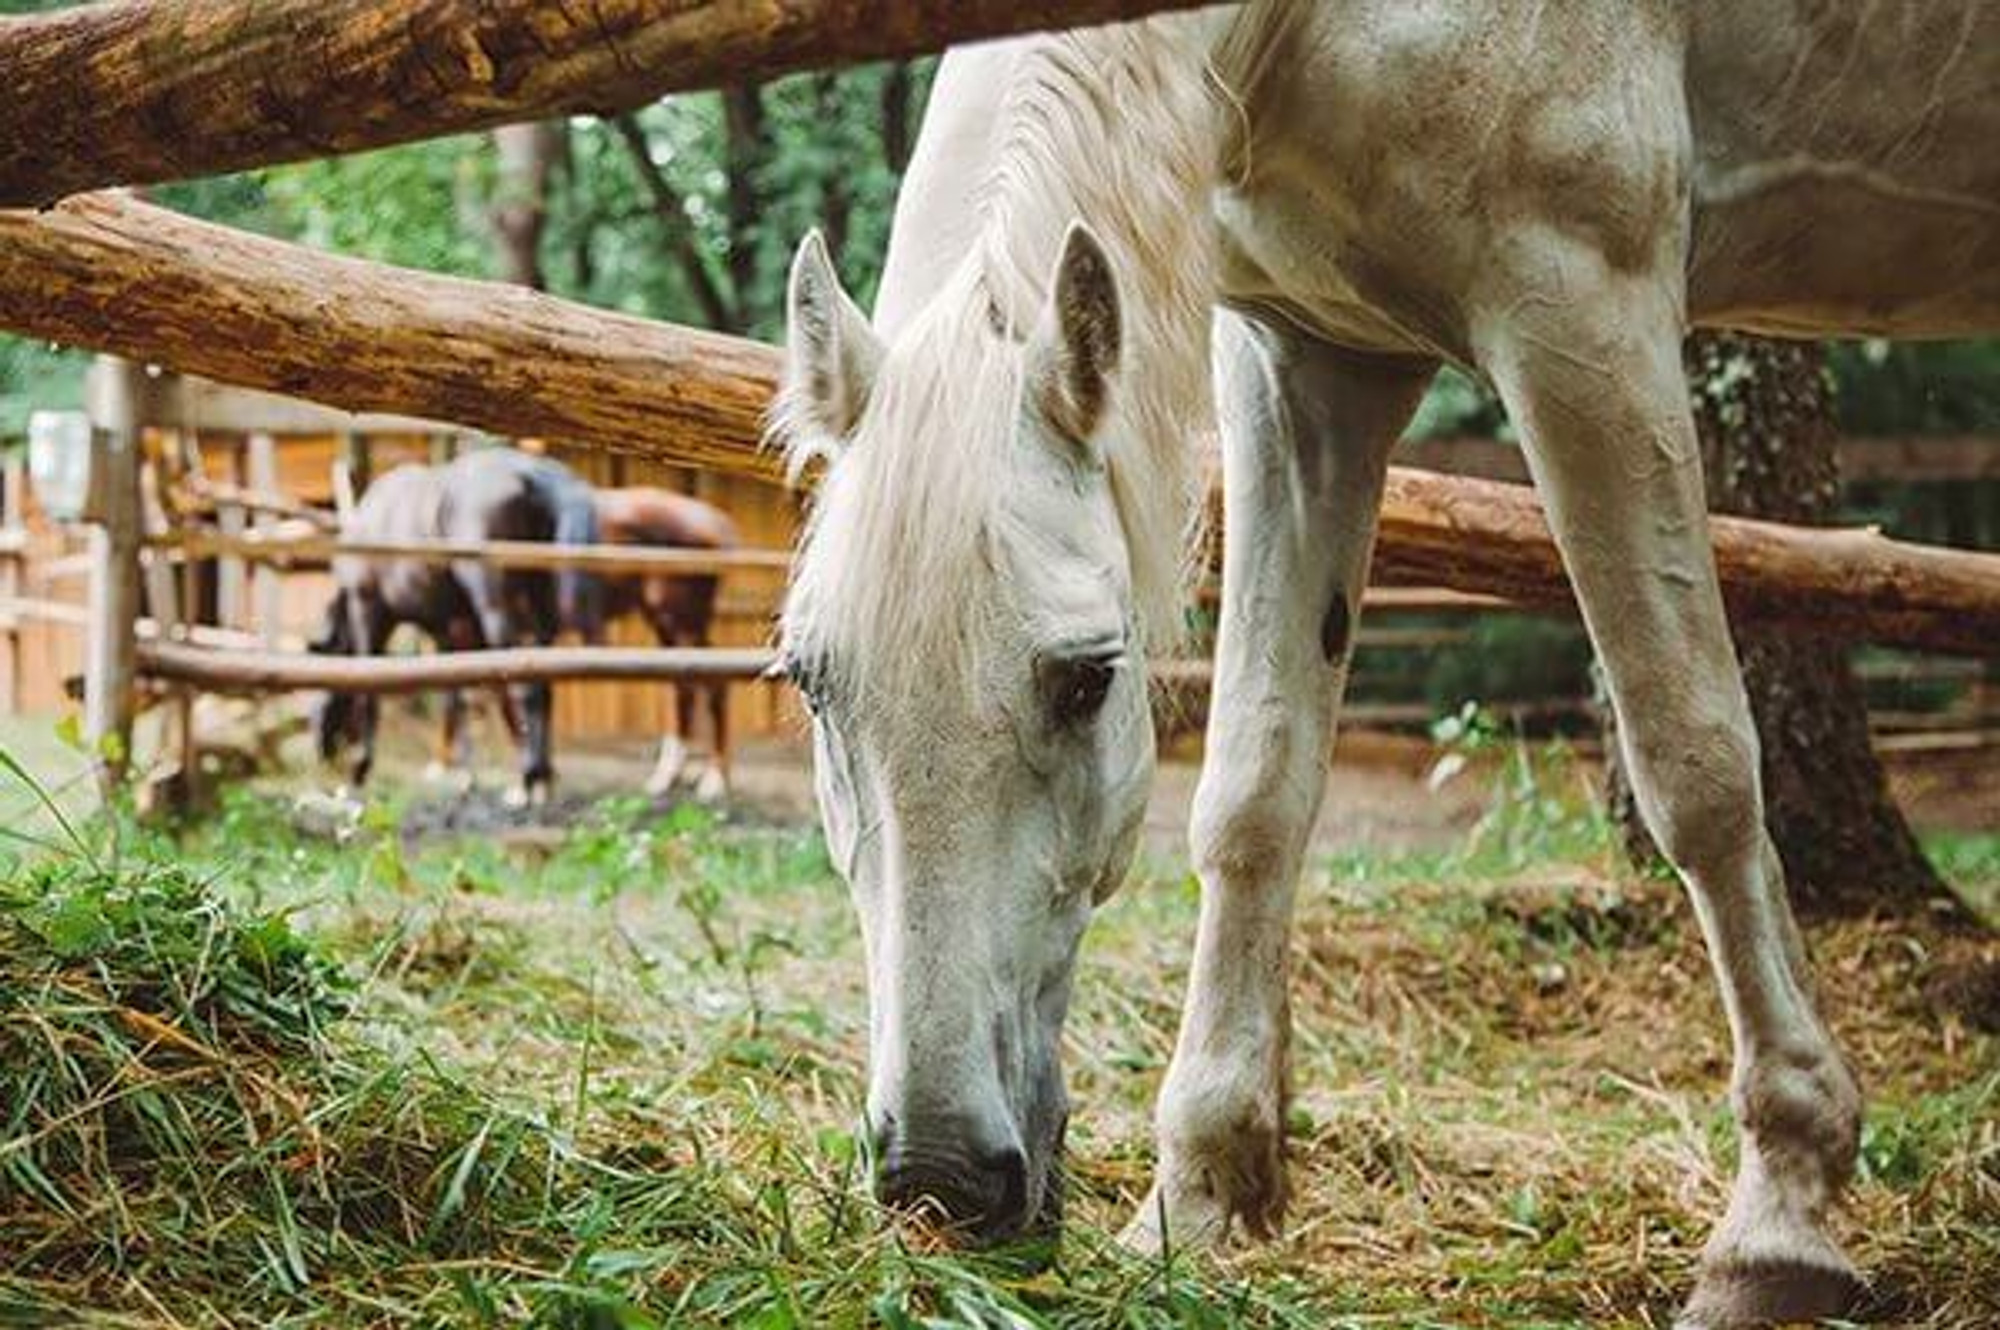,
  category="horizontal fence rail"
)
[0,0,1212,207]
[150,528,794,576]
[139,642,780,694]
